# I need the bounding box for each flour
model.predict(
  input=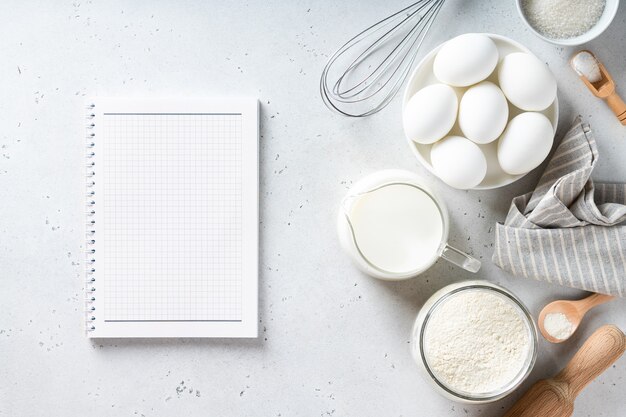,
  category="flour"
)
[544,312,575,340]
[423,290,531,394]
